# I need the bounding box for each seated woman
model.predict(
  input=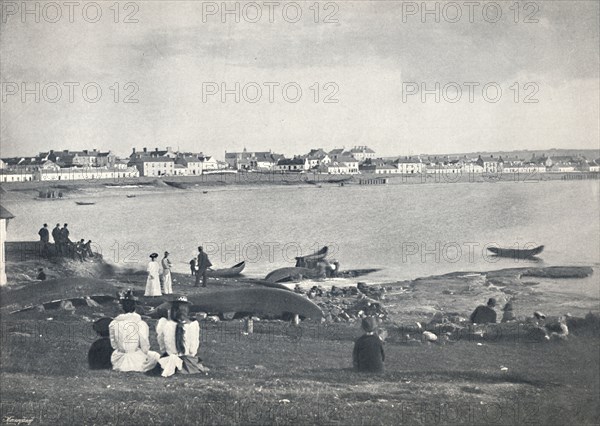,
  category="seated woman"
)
[88,317,113,370]
[156,296,207,377]
[109,290,160,372]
